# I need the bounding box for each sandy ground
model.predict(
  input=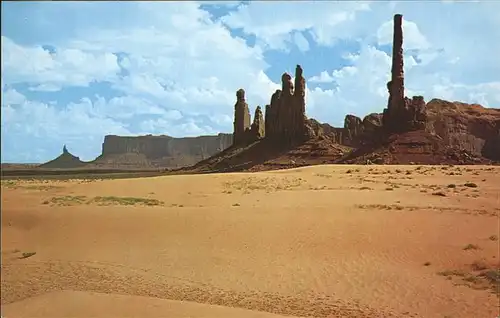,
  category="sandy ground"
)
[1,164,499,318]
